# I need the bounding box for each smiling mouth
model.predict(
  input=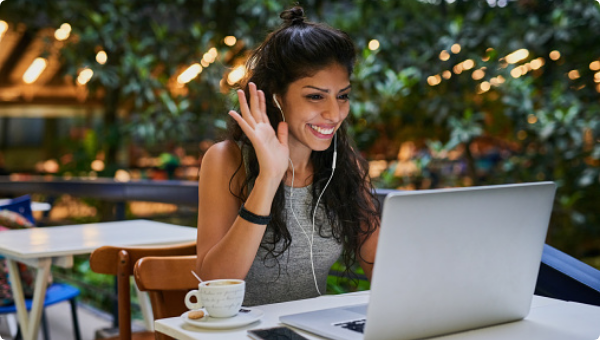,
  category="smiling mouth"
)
[309,124,335,135]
